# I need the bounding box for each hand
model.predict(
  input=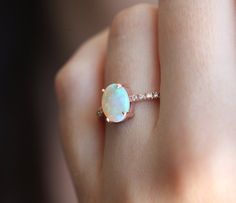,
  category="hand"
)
[55,2,236,202]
